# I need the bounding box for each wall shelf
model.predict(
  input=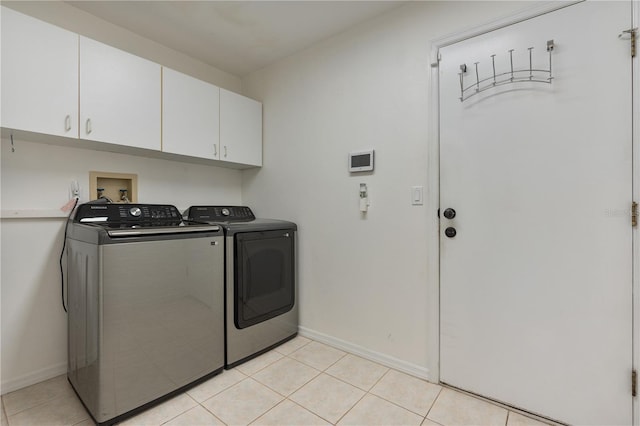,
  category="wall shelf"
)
[1,209,69,219]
